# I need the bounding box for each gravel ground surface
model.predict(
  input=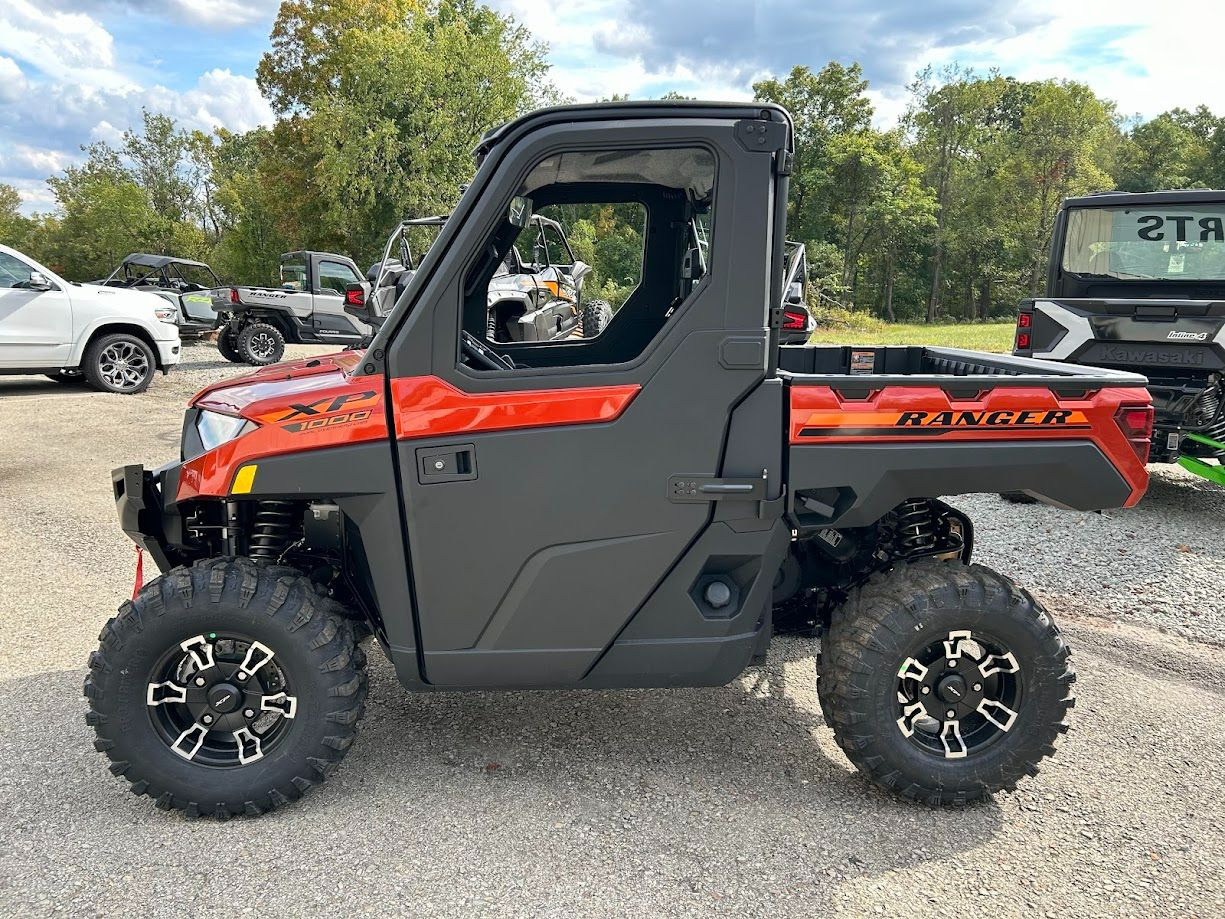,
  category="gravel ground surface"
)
[1,343,1222,918]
